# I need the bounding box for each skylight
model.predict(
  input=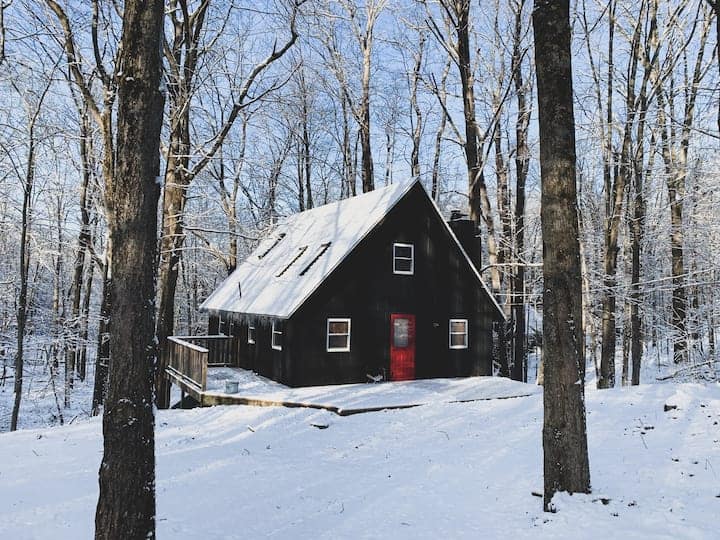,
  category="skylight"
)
[258,233,286,259]
[276,246,308,277]
[299,242,331,276]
